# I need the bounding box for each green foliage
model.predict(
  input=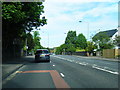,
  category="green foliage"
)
[113,36,120,47]
[65,31,77,45]
[2,2,26,22]
[27,33,35,51]
[2,2,47,57]
[56,30,88,54]
[2,2,47,29]
[92,32,114,51]
[85,41,96,53]
[76,33,87,49]
[65,44,76,53]
[33,31,43,52]
[55,47,63,55]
